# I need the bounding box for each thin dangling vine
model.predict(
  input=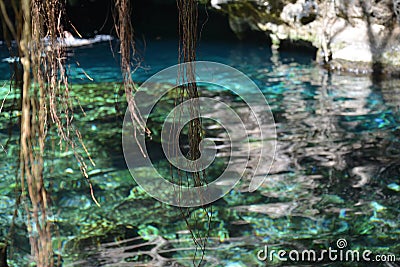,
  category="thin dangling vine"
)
[113,0,150,156]
[1,0,98,265]
[176,0,212,265]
